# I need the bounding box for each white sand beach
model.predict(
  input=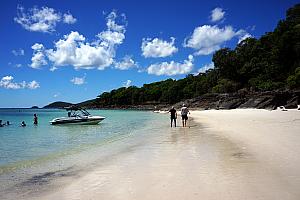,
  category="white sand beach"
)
[21,109,300,200]
[192,109,300,199]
